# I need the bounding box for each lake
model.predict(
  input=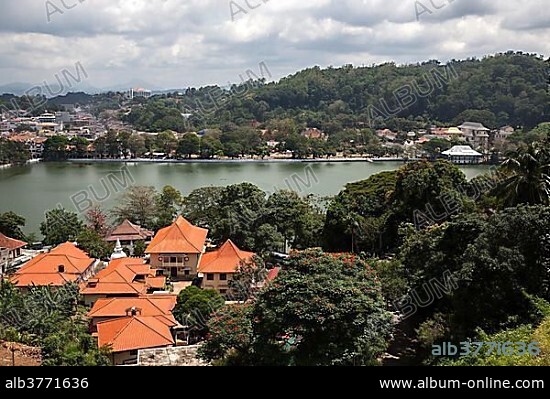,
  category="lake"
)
[0,161,491,235]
